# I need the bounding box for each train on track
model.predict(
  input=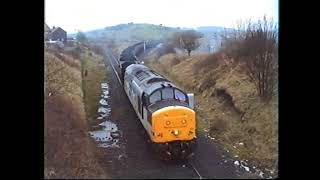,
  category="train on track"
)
[118,43,197,160]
